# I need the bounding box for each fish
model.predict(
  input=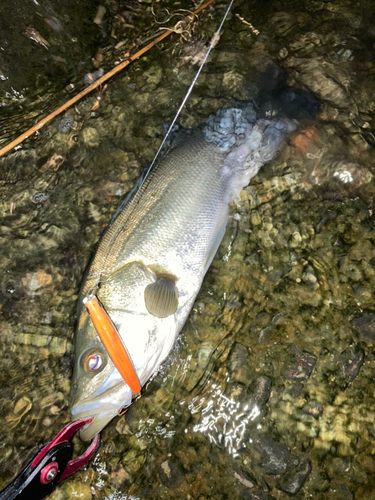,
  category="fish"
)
[71,104,297,440]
